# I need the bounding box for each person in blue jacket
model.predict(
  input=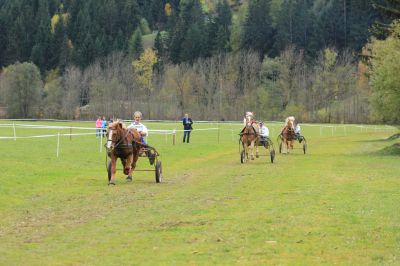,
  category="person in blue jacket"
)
[101,116,108,137]
[182,113,193,143]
